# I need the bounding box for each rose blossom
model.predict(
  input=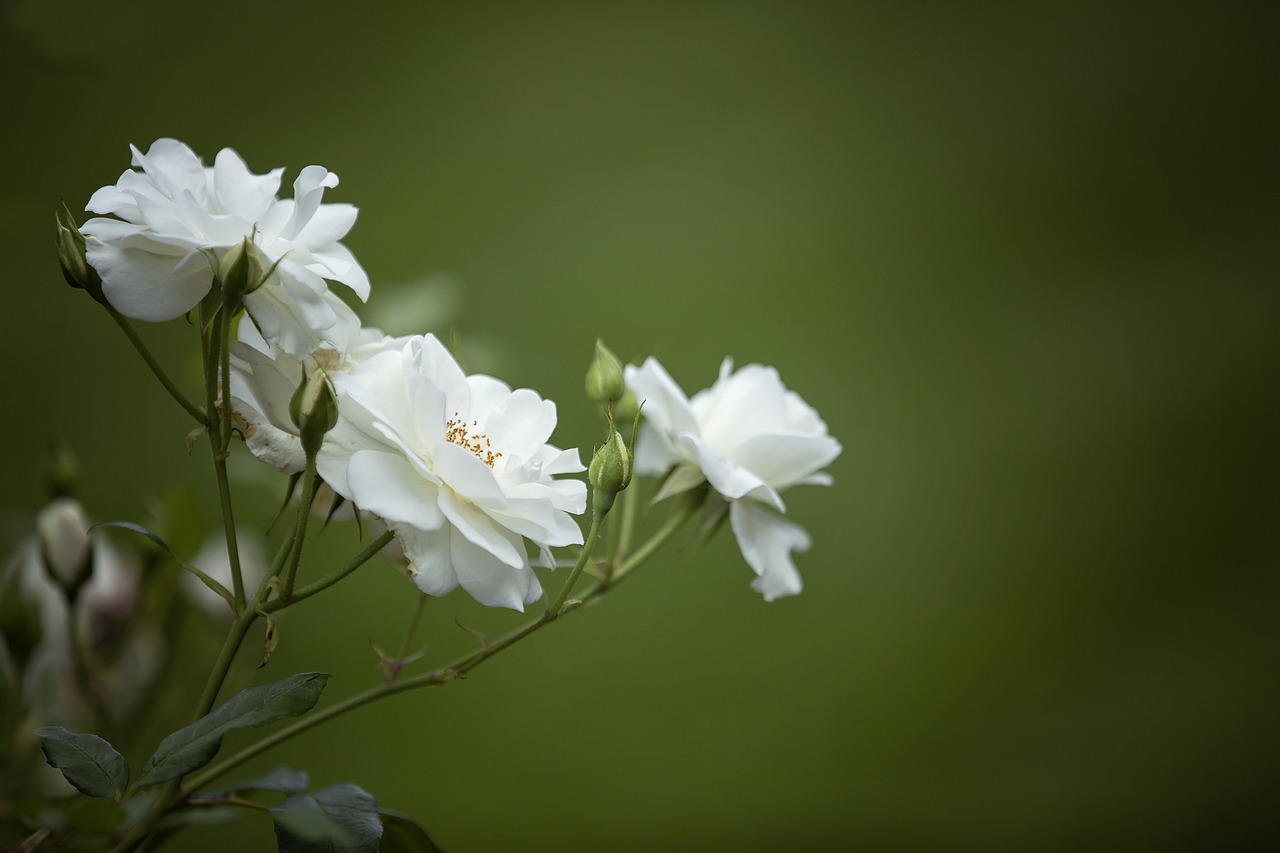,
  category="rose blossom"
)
[81,138,369,358]
[624,357,841,601]
[317,335,586,610]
